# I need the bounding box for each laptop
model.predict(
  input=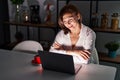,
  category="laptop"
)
[38,50,82,74]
